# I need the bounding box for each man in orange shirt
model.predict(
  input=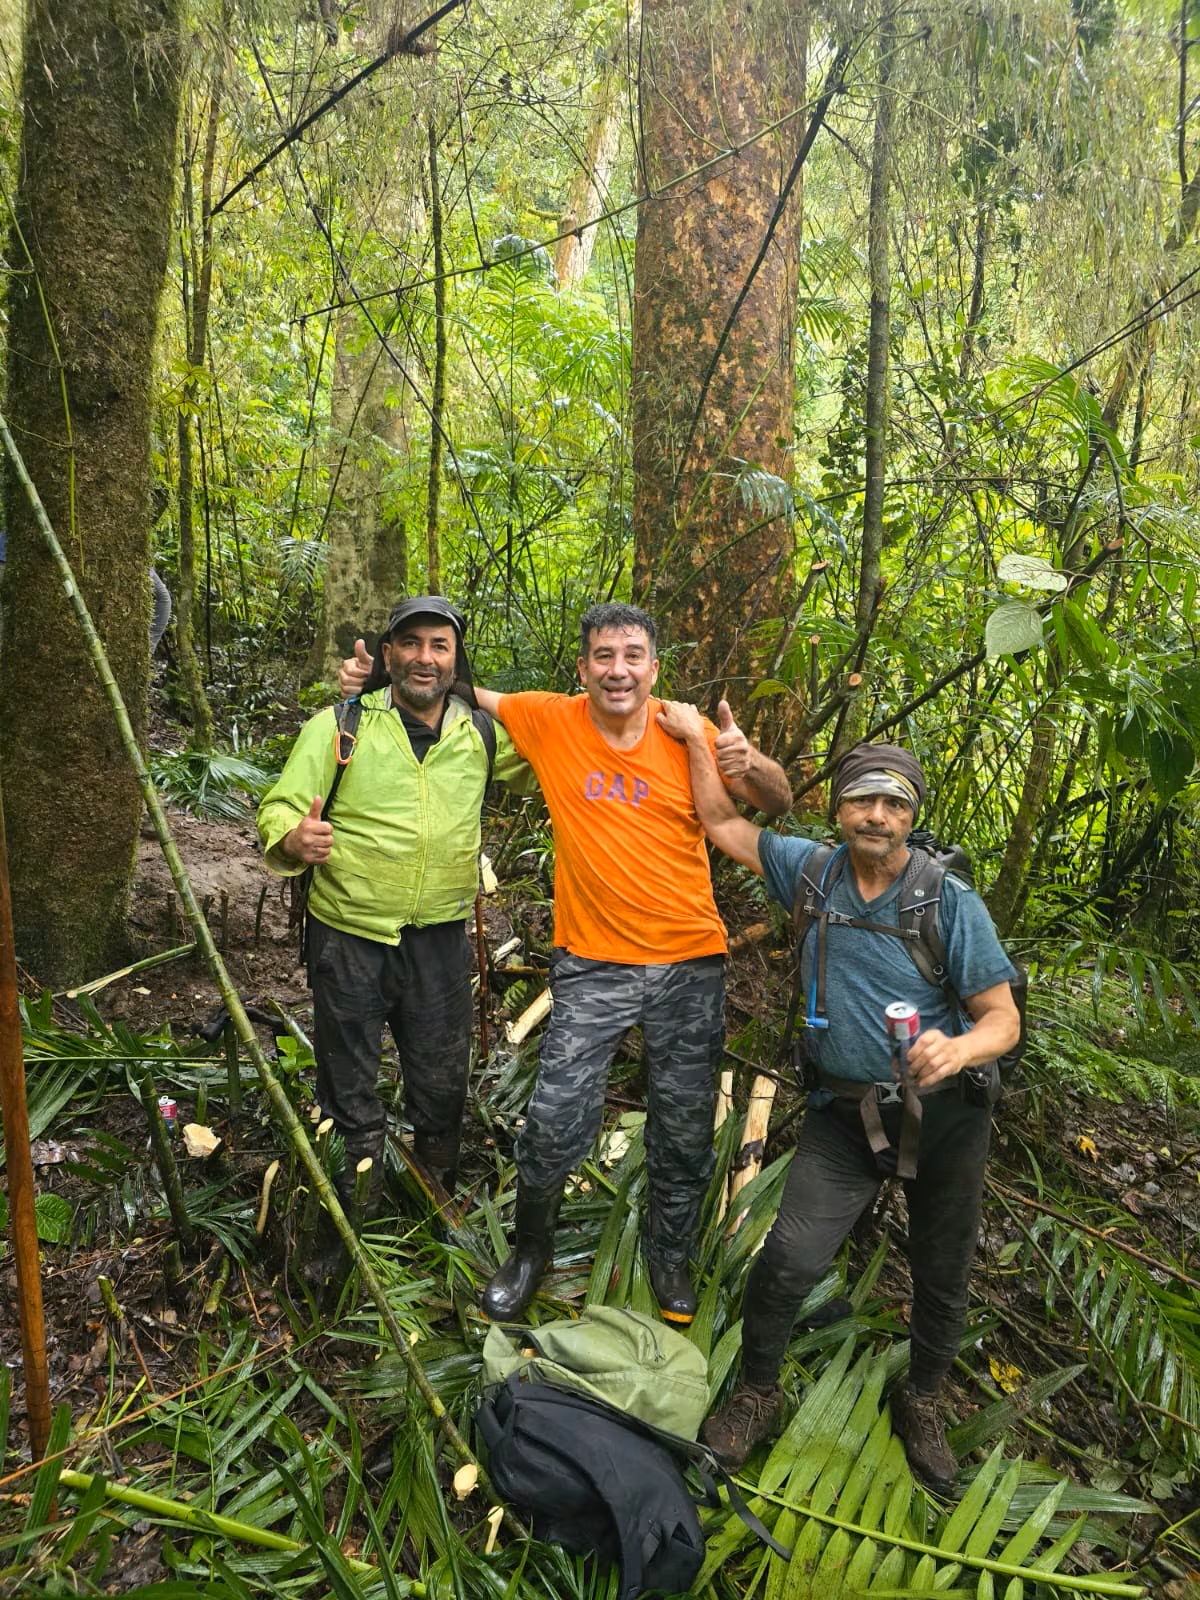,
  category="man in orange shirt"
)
[479,603,790,1323]
[344,601,789,1321]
